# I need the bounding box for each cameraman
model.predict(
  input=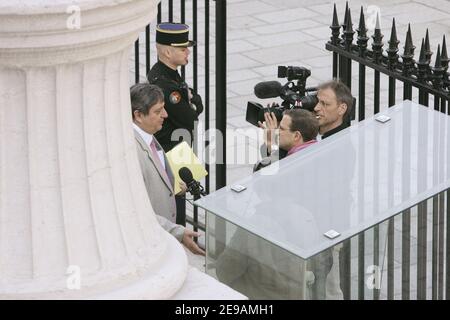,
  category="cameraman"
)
[315,80,354,299]
[255,79,354,299]
[258,108,318,160]
[259,79,352,158]
[314,79,353,139]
